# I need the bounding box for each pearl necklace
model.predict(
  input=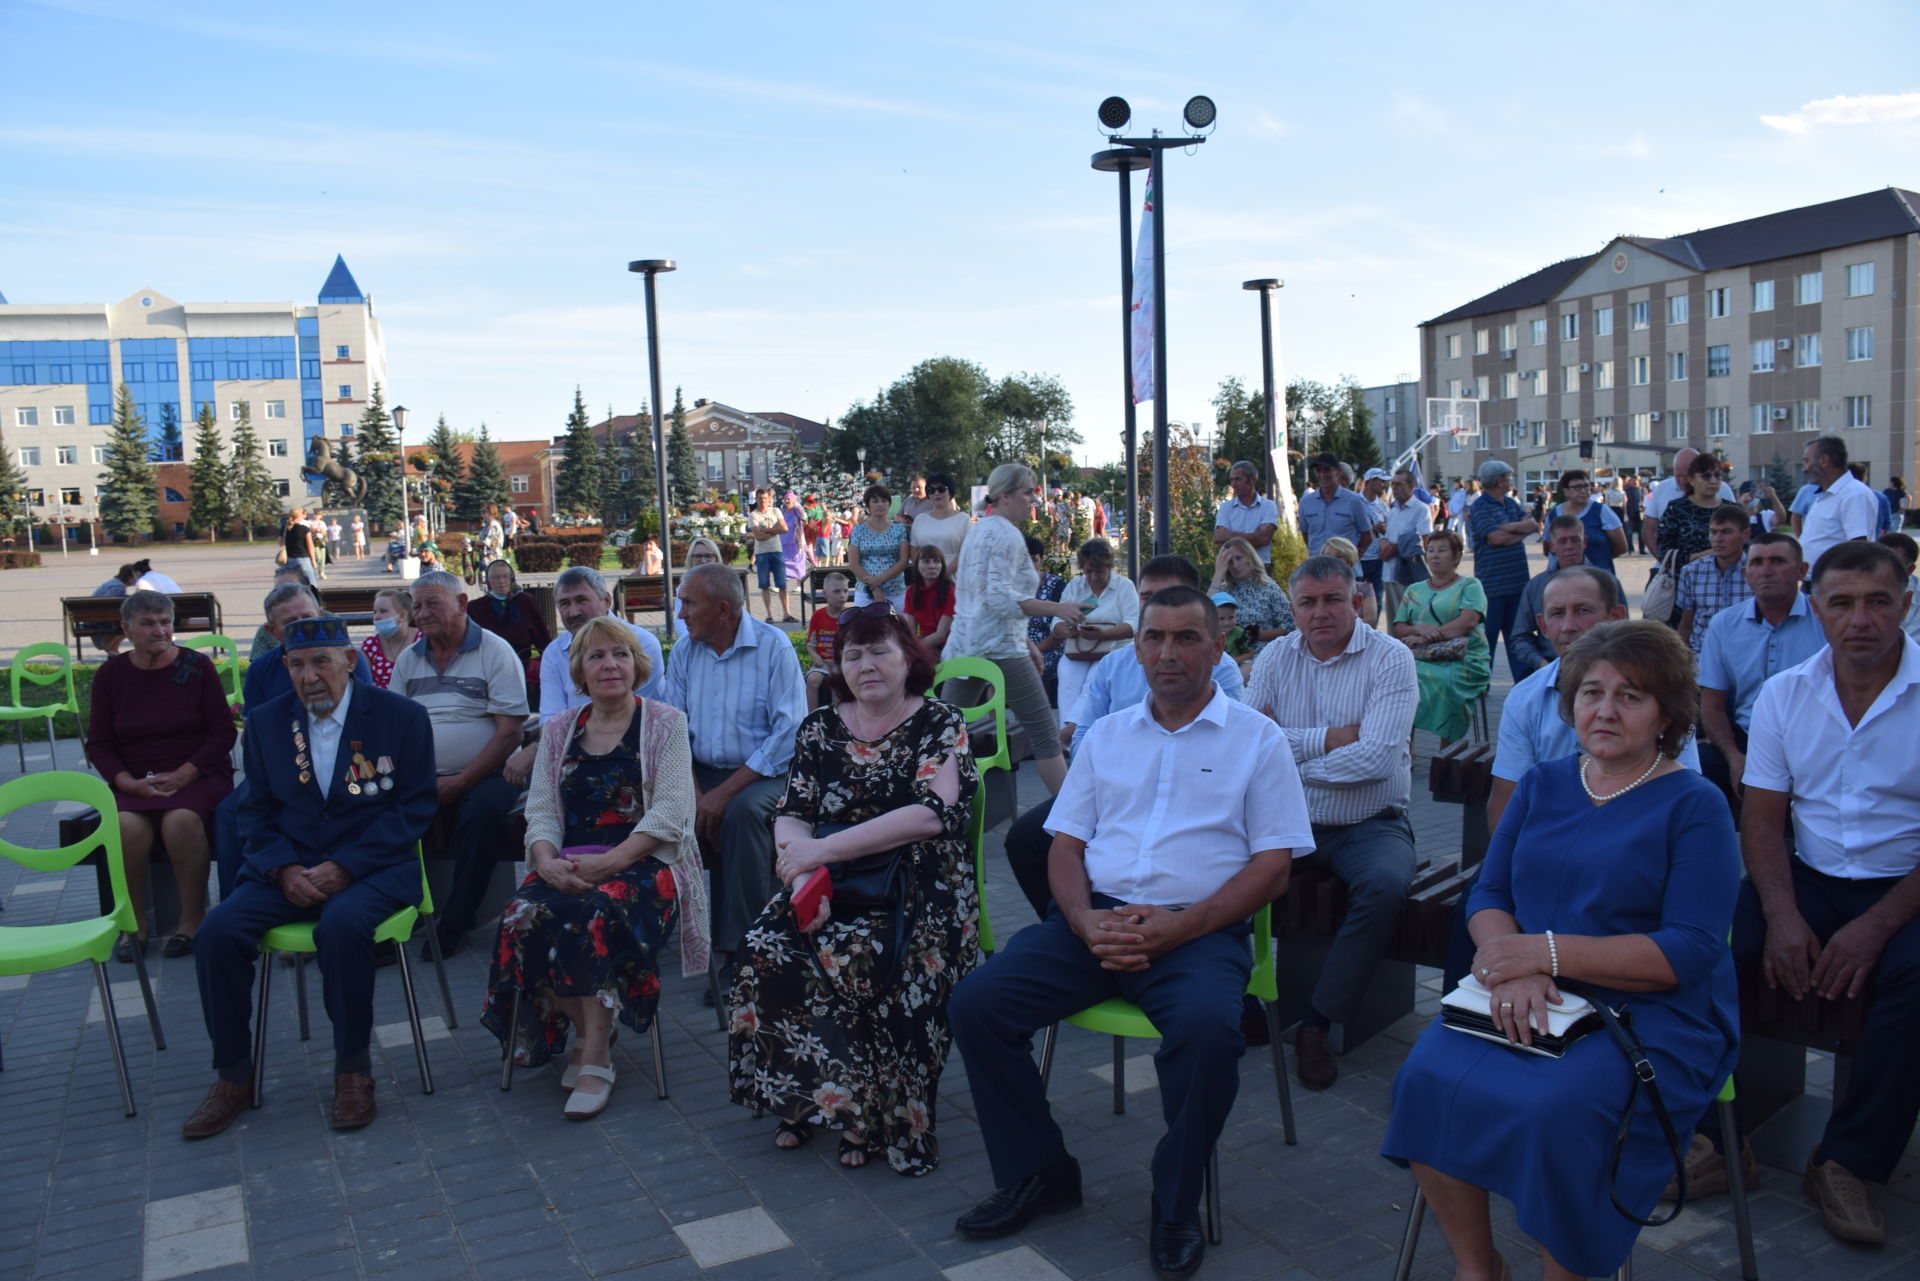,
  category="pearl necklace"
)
[1580,753,1662,803]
